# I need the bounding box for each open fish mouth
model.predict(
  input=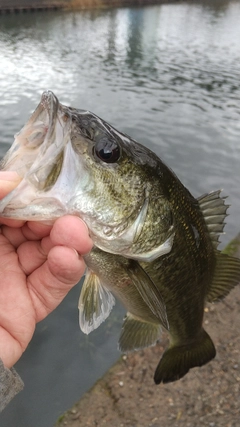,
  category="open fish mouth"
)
[0,90,175,262]
[1,91,60,176]
[0,91,79,219]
